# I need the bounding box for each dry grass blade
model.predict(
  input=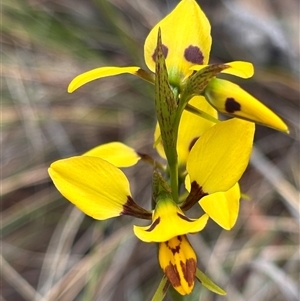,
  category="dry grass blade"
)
[251,259,299,301]
[1,166,49,196]
[35,207,85,300]
[1,256,45,301]
[250,146,300,219]
[42,225,132,301]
